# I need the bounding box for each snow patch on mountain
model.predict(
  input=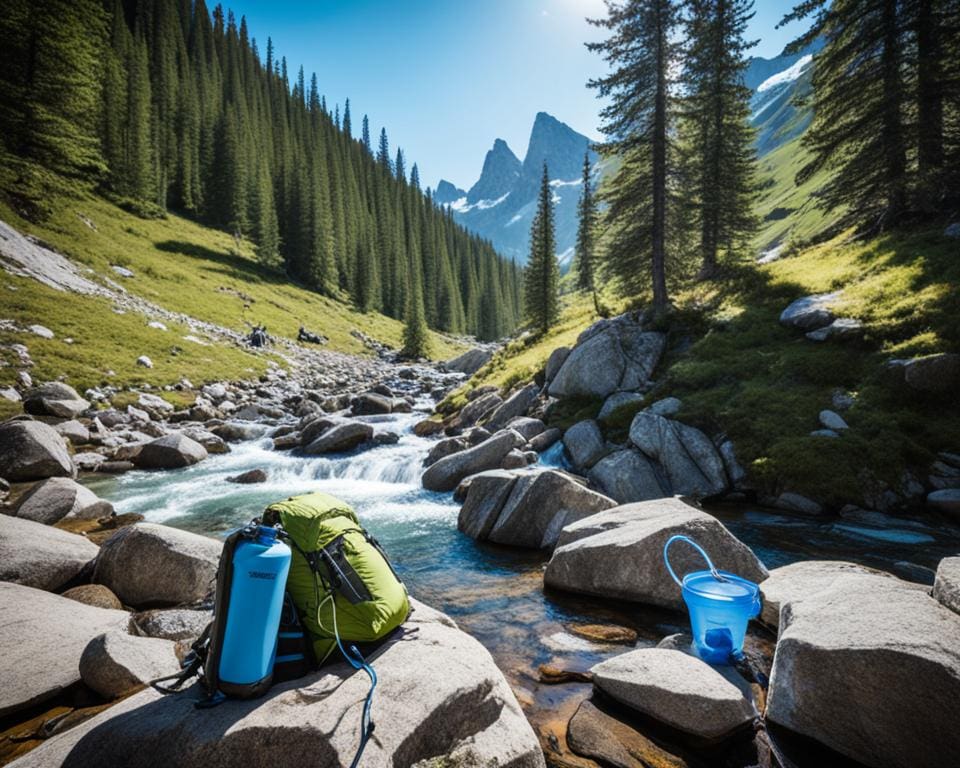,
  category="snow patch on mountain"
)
[757,54,812,93]
[449,192,510,214]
